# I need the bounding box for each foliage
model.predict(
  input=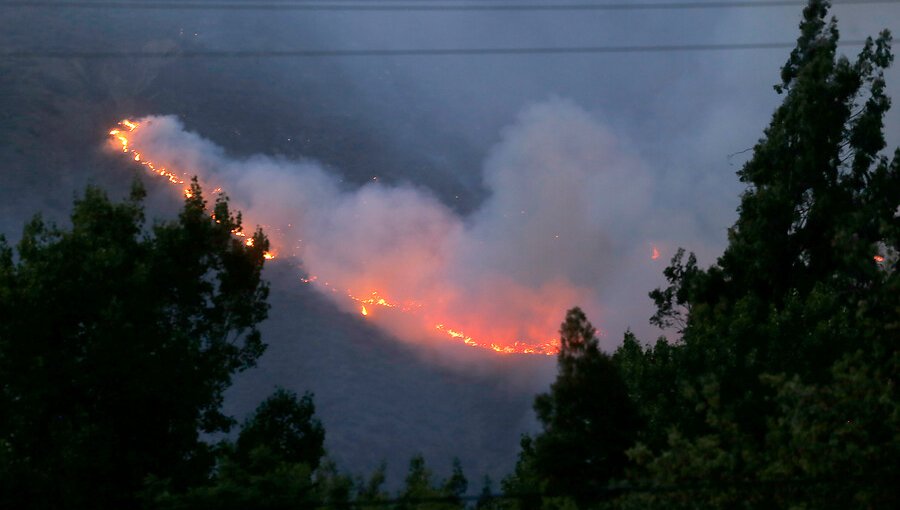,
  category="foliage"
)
[397,454,469,510]
[509,1,899,508]
[506,308,641,506]
[147,388,326,510]
[760,350,900,508]
[148,412,473,510]
[499,437,546,510]
[236,388,326,471]
[0,179,271,509]
[147,446,317,510]
[610,332,683,451]
[611,0,900,507]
